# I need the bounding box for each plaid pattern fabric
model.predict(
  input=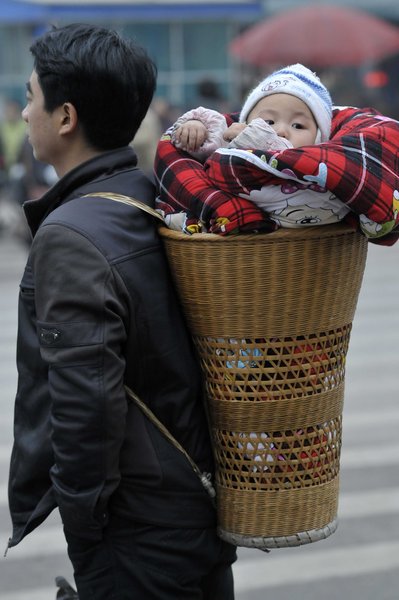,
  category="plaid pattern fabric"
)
[155,138,277,235]
[154,107,399,245]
